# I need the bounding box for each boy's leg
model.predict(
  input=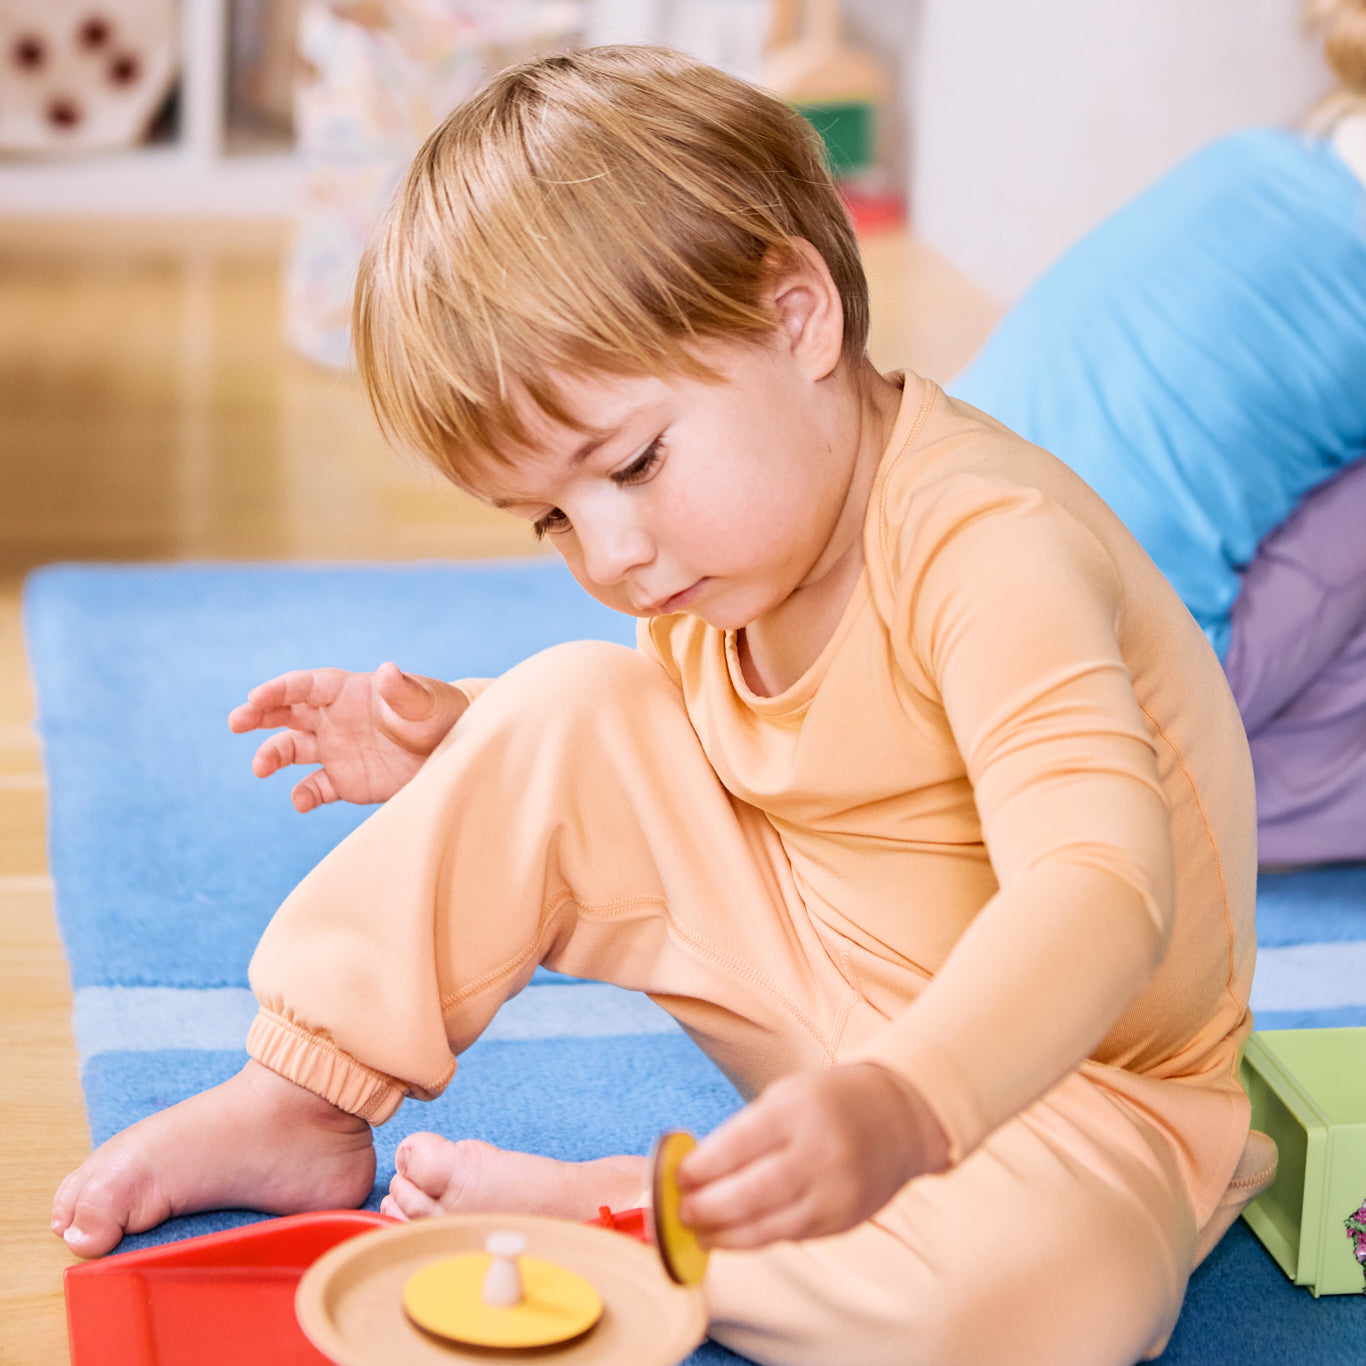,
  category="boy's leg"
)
[245,639,859,1121]
[1222,458,1366,863]
[705,1068,1197,1366]
[57,641,859,1252]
